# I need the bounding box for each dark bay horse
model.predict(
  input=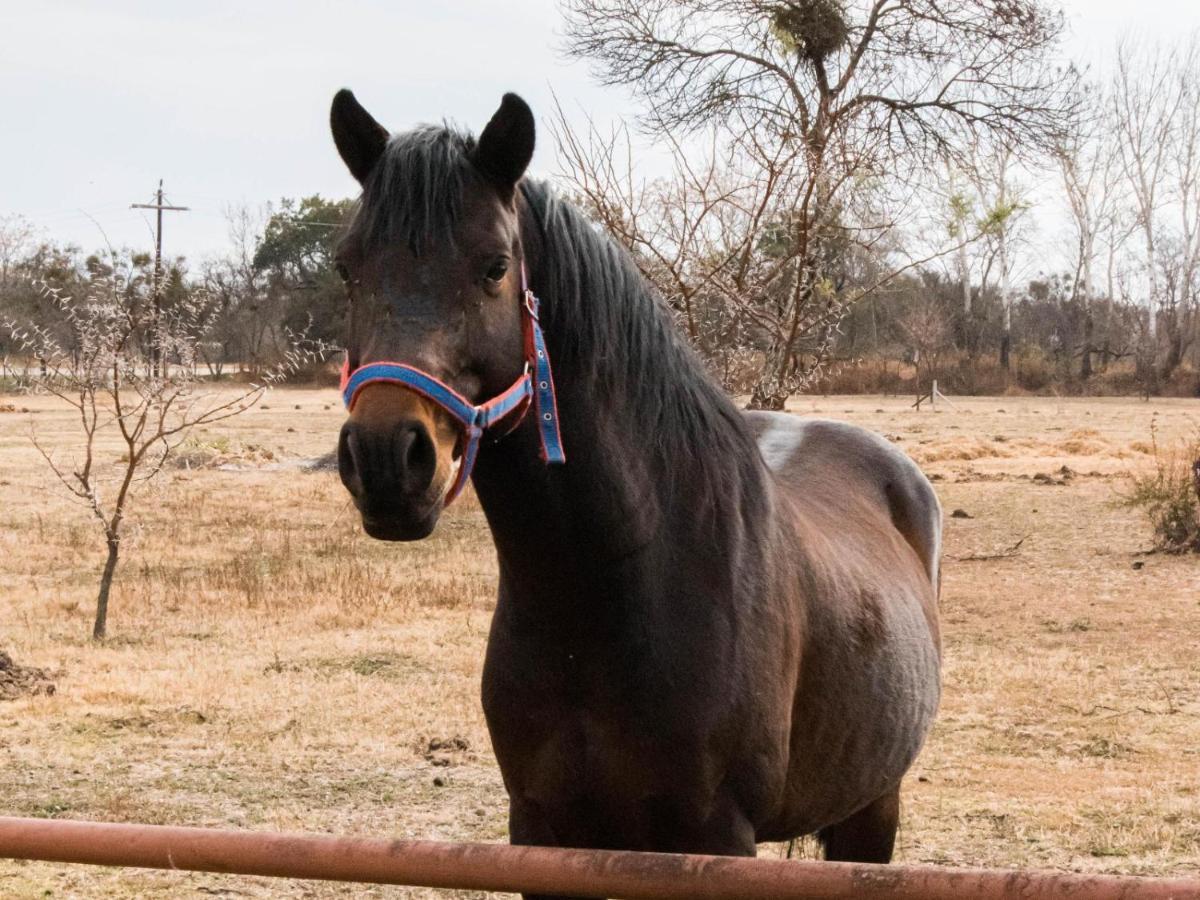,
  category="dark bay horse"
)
[329,90,942,895]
